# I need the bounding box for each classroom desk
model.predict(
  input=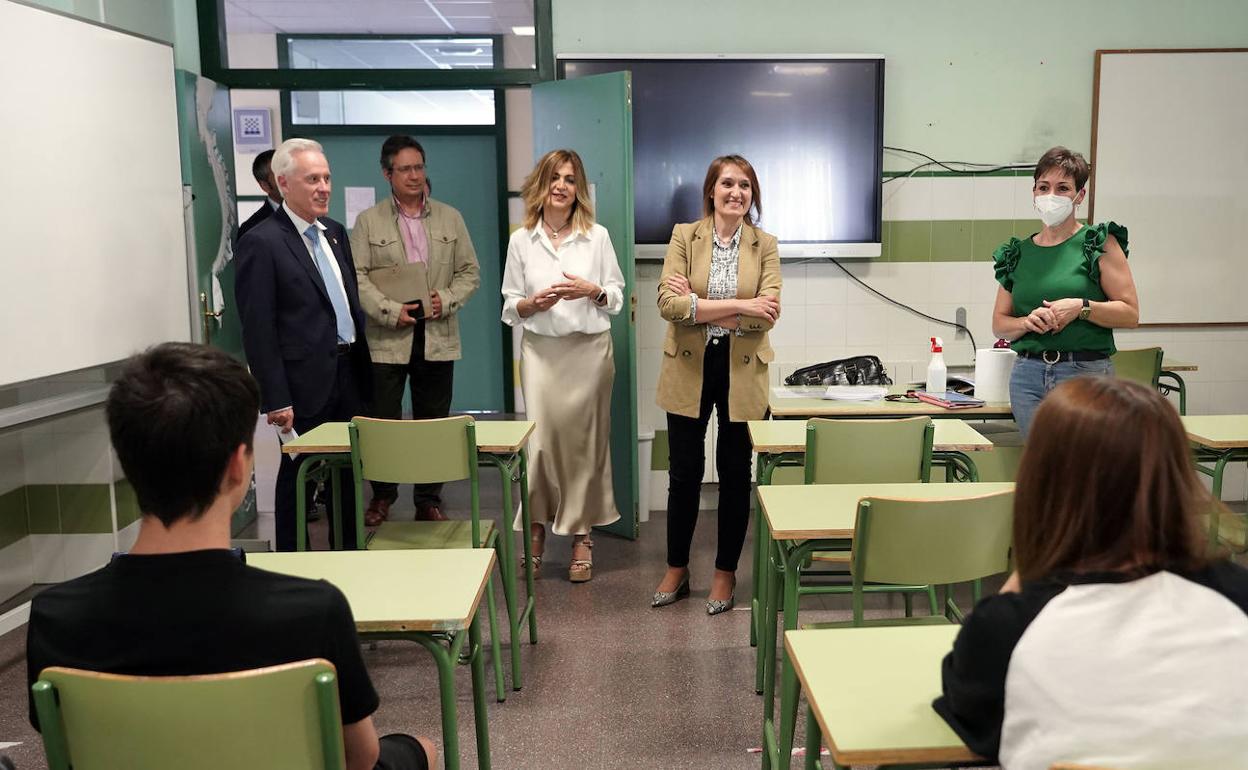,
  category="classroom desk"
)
[745,419,995,688]
[250,549,496,770]
[757,482,1014,770]
[784,625,986,770]
[769,387,1013,420]
[283,420,539,694]
[1182,415,1248,546]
